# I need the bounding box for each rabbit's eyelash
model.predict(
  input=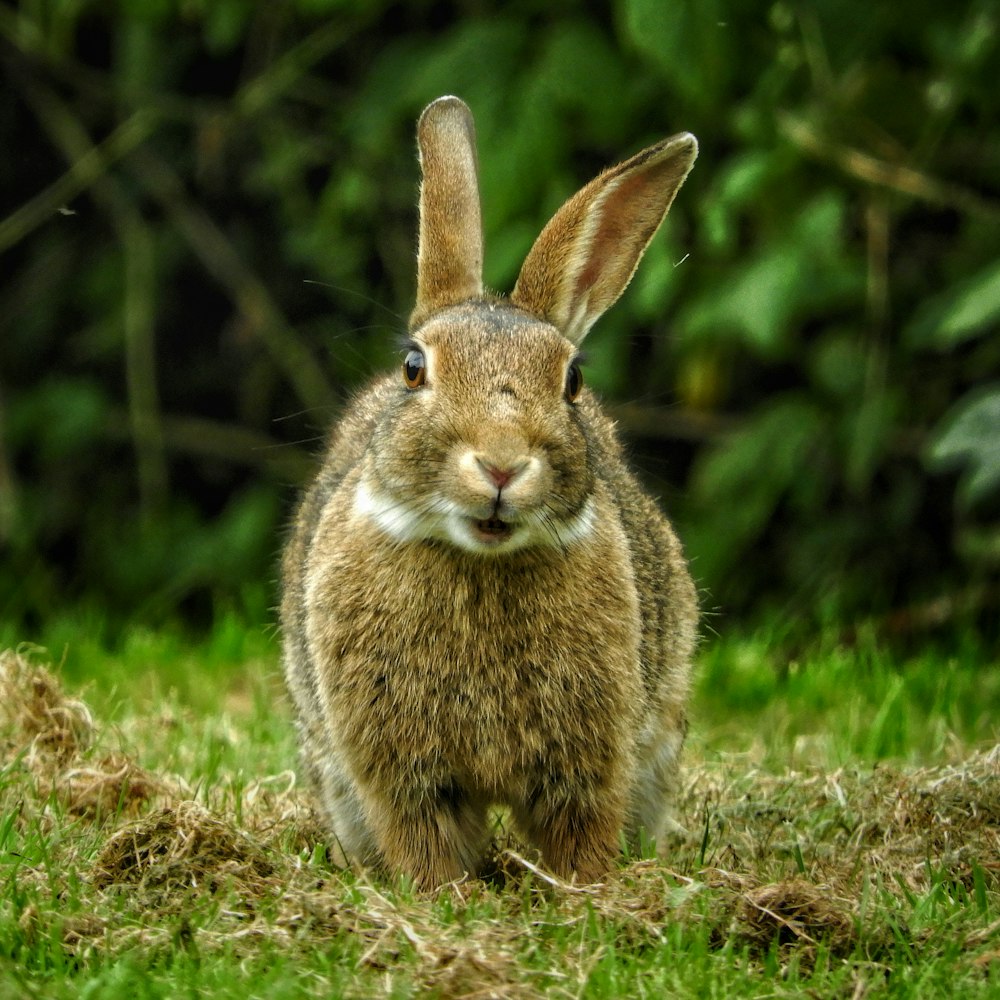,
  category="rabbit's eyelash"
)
[396,335,425,355]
